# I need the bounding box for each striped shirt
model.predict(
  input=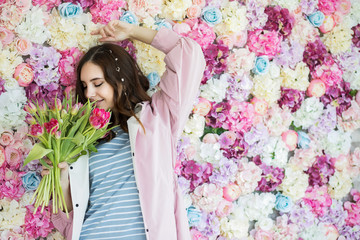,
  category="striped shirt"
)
[79,127,146,240]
